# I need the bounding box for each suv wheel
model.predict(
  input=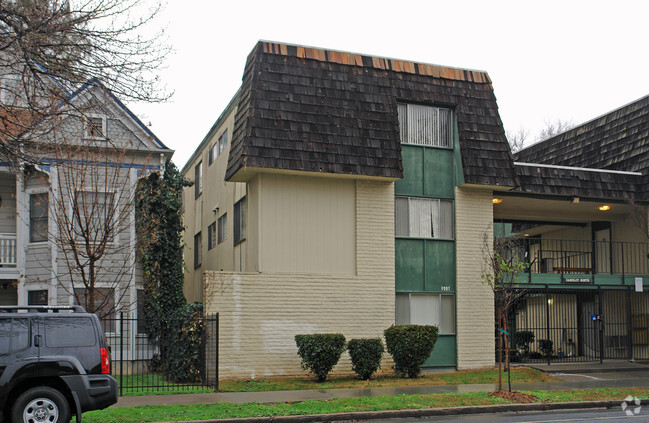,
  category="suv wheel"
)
[11,386,71,423]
